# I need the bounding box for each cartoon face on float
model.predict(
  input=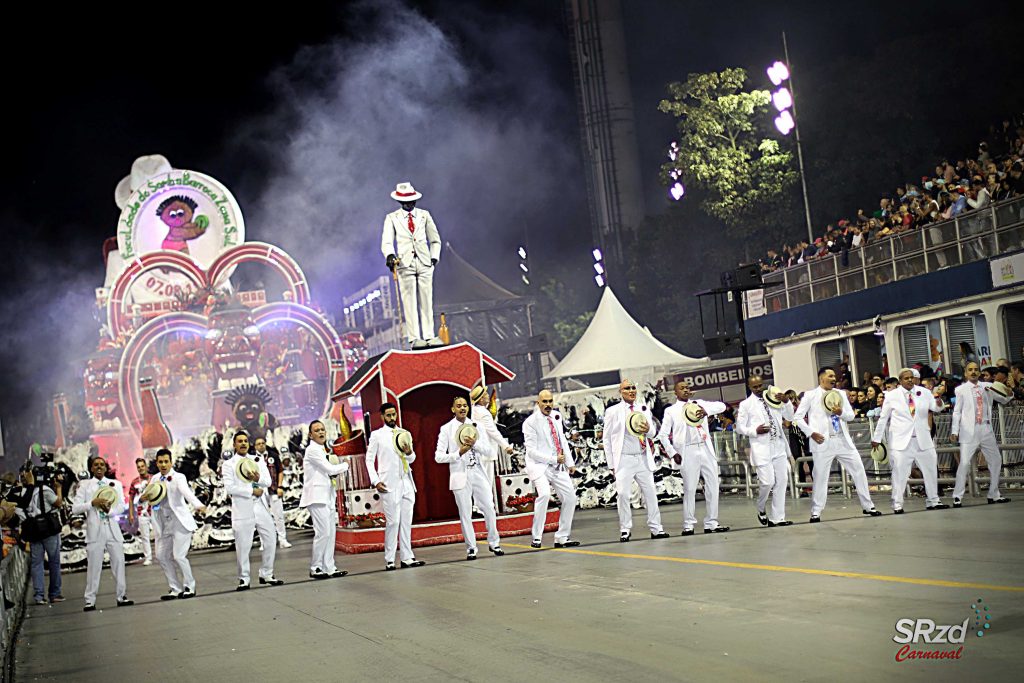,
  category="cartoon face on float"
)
[84,346,125,432]
[204,305,262,392]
